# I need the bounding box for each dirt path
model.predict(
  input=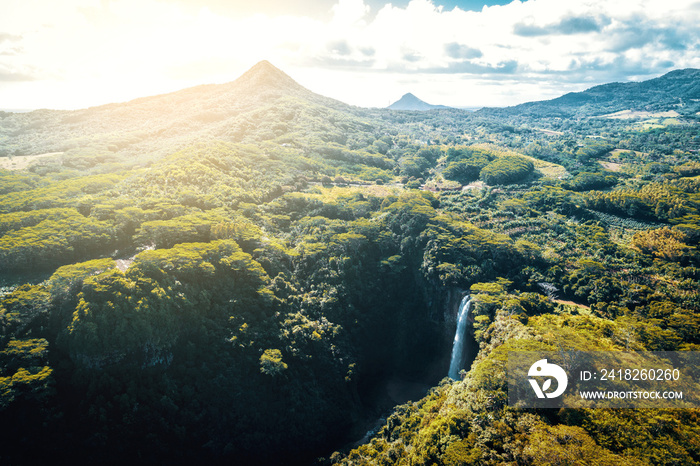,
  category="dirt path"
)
[0,152,63,170]
[553,299,591,312]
